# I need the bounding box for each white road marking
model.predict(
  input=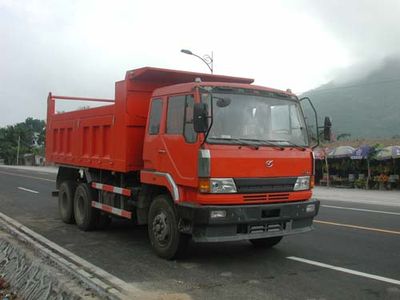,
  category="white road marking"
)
[287,256,400,286]
[17,187,39,194]
[321,204,400,216]
[0,170,55,182]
